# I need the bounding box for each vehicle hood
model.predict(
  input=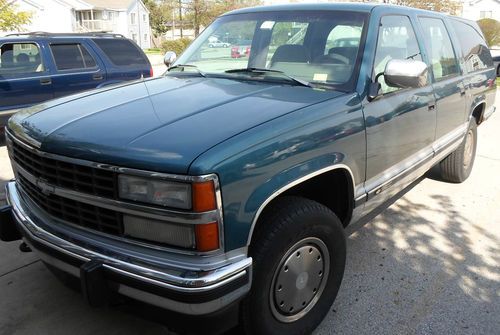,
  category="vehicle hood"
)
[9,76,343,174]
